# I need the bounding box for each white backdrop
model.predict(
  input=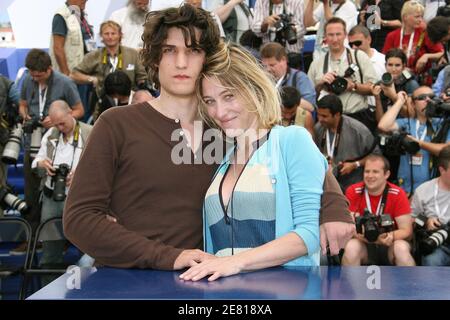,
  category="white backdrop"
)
[4,0,184,48]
